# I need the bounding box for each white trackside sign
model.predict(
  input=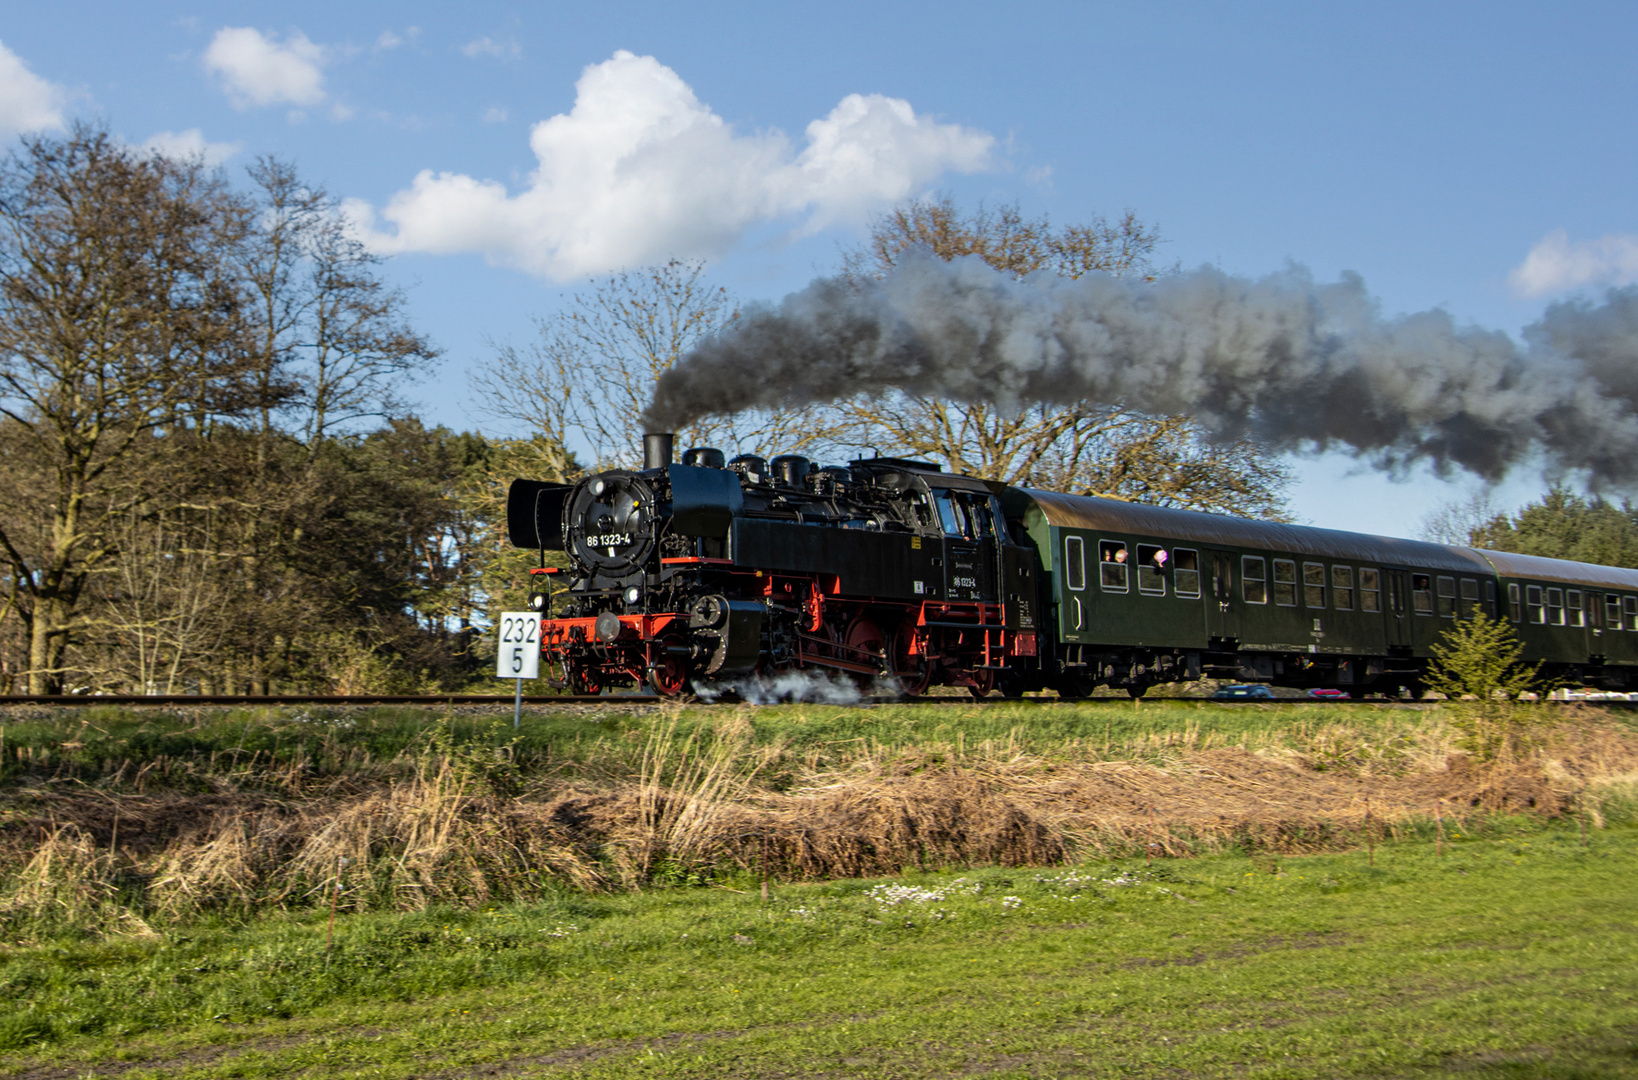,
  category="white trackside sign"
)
[496,612,541,681]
